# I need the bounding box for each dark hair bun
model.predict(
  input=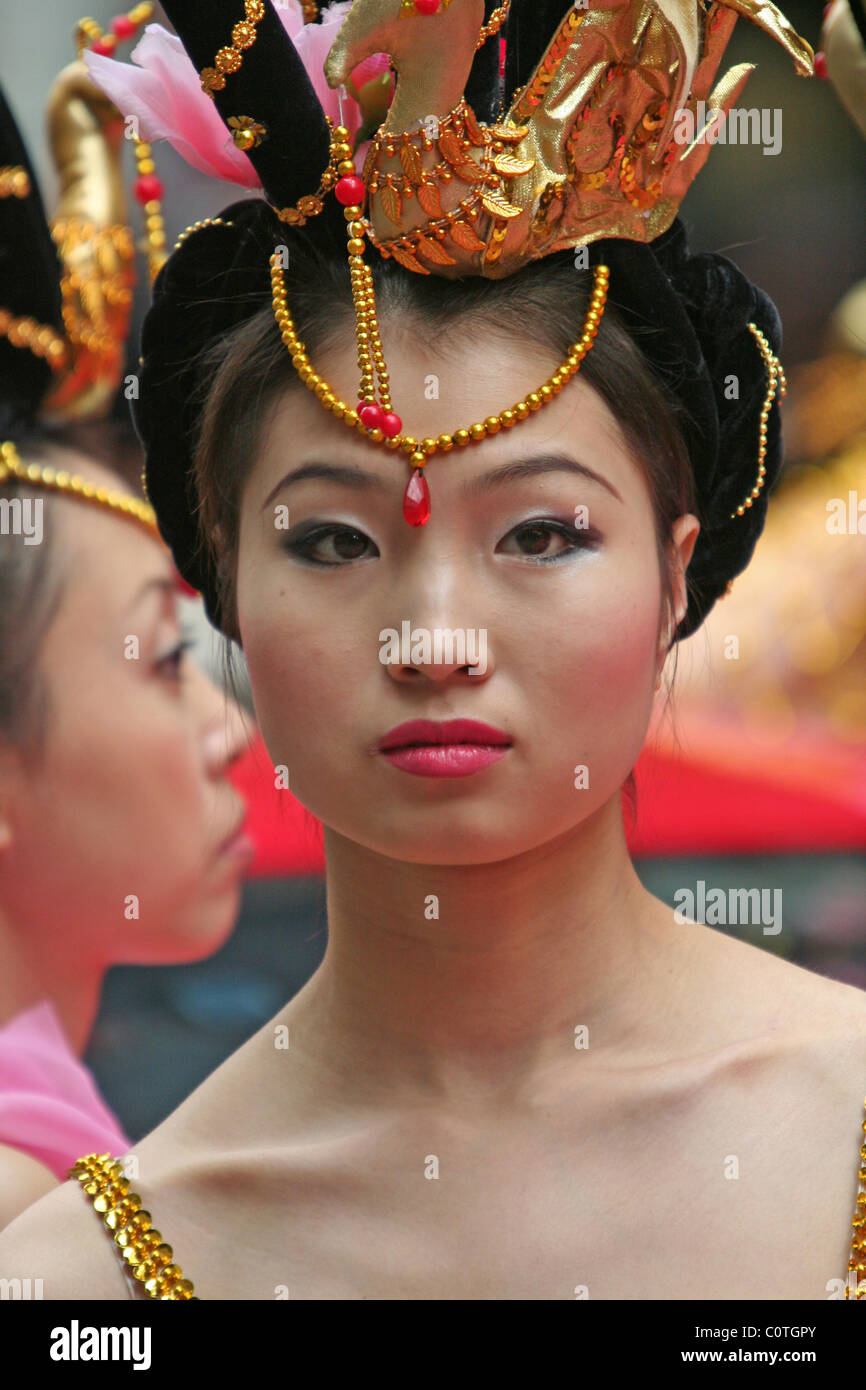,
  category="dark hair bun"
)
[595,218,784,640]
